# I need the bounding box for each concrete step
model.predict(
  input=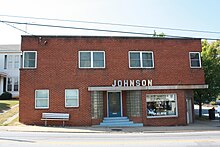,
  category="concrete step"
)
[99,117,143,127]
